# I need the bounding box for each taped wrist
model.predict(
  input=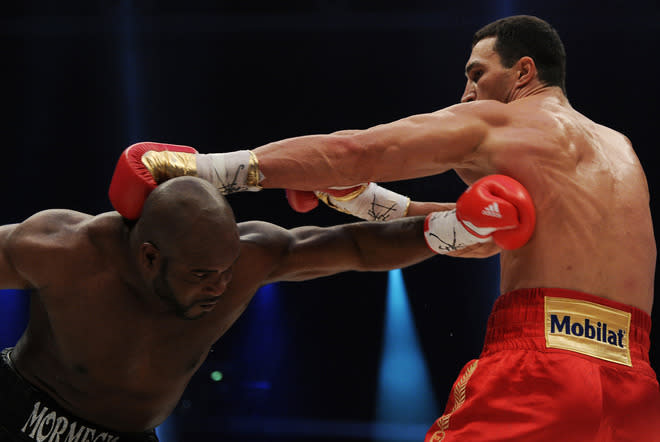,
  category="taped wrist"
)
[315,182,410,221]
[424,209,491,254]
[196,151,263,193]
[141,150,263,194]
